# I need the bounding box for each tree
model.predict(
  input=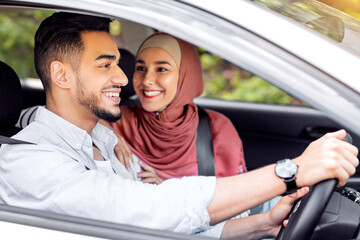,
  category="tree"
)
[0,10,53,78]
